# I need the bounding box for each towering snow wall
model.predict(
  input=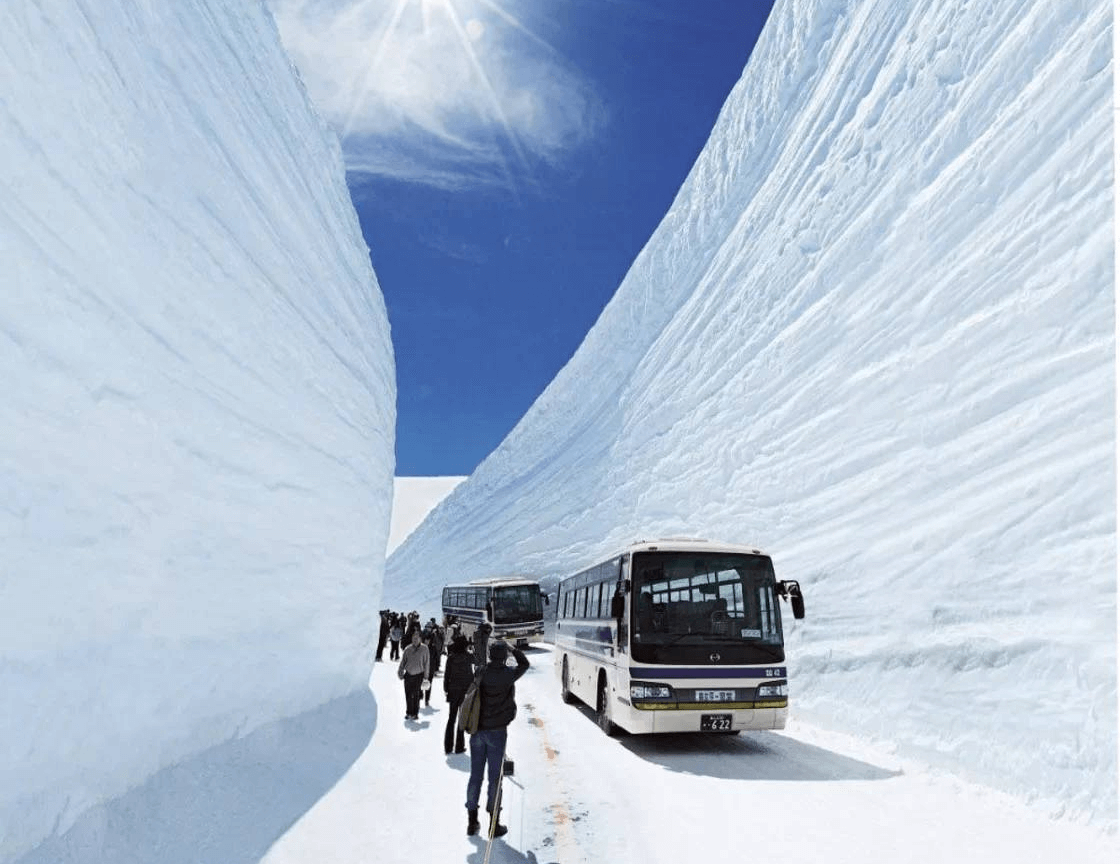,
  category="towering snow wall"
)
[1,2,394,859]
[388,0,1115,827]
